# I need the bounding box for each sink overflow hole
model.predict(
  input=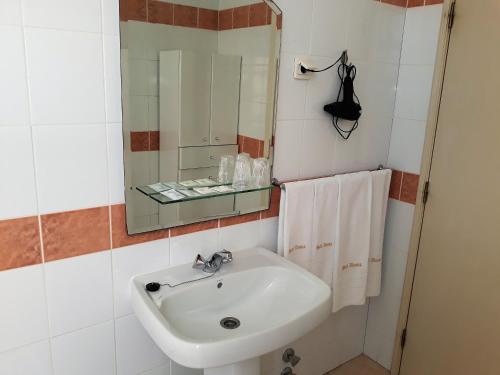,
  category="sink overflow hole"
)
[220,317,240,330]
